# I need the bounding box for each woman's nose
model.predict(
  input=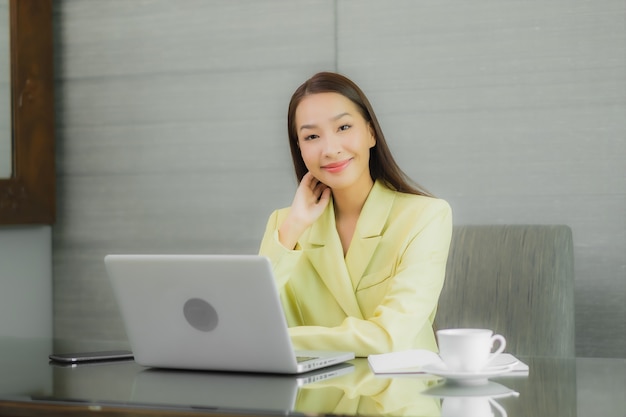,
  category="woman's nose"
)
[322,134,342,155]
